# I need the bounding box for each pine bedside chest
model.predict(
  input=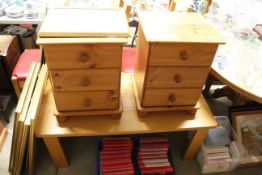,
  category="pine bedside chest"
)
[133,11,225,116]
[37,9,129,121]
